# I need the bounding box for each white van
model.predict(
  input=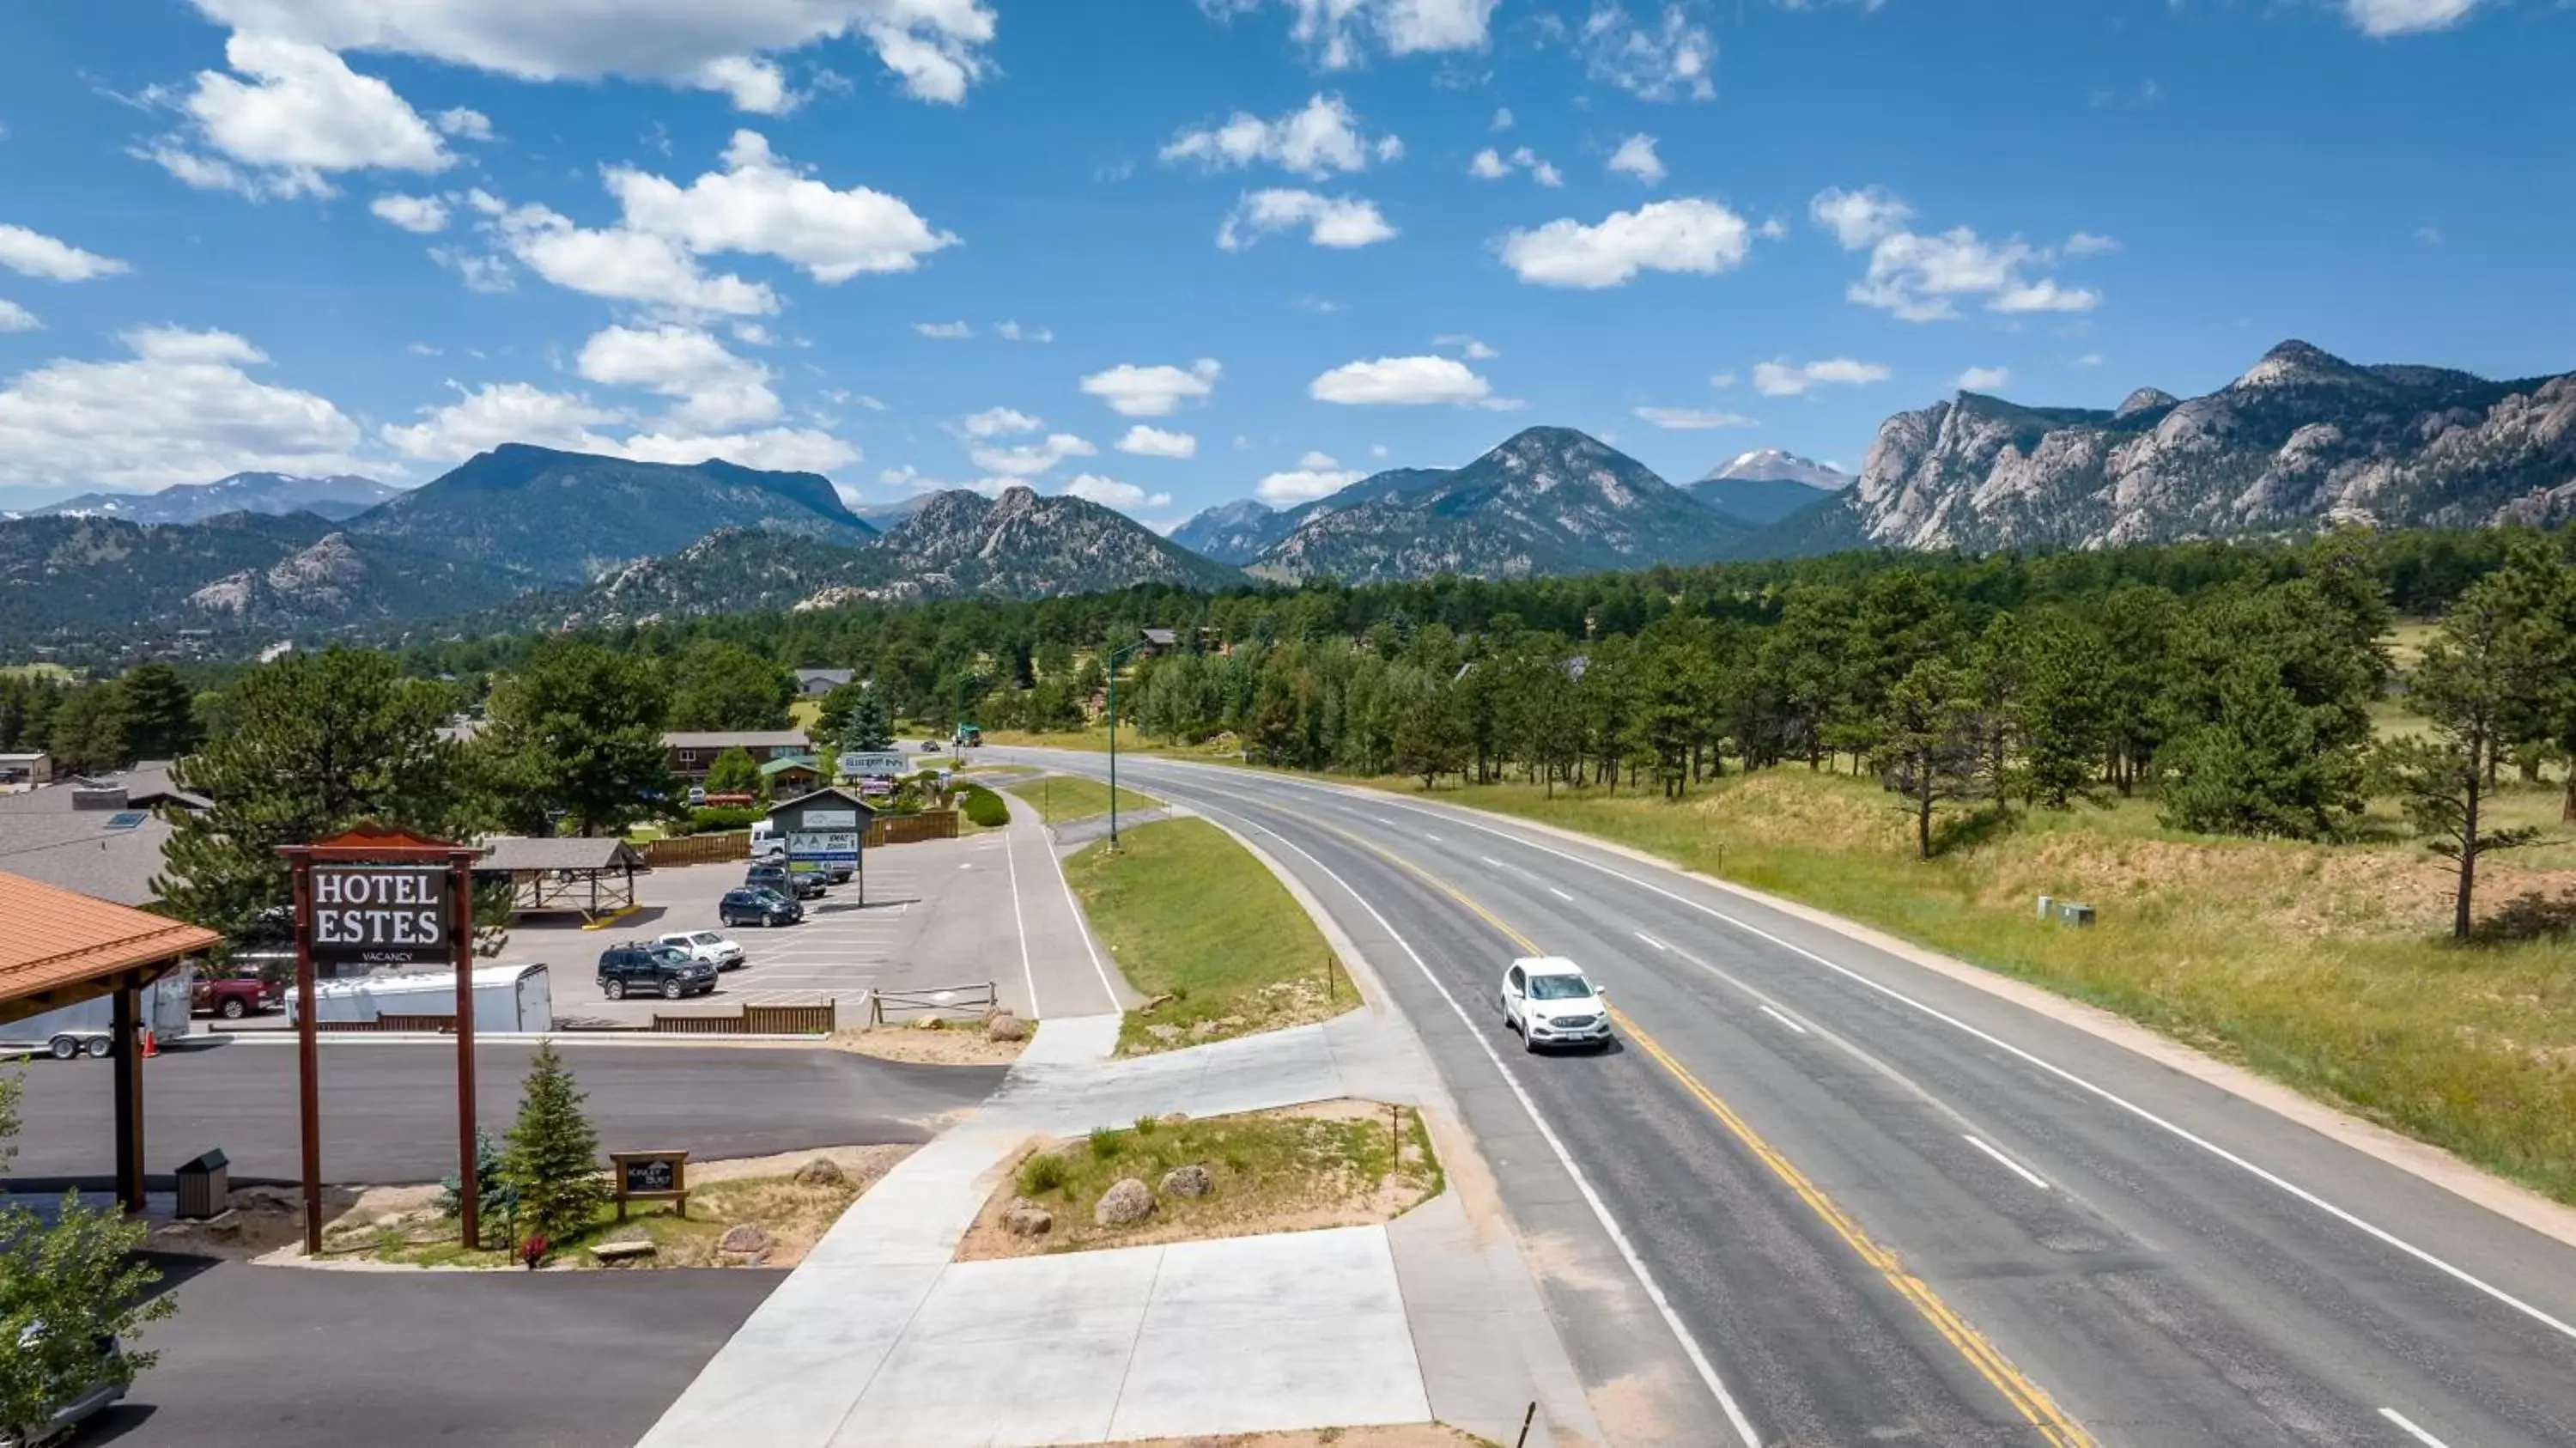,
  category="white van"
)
[748,819,786,861]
